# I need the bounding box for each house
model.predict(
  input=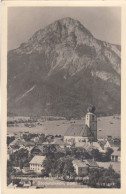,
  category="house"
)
[22,167,31,174]
[64,107,97,144]
[72,160,89,177]
[30,145,44,156]
[9,138,25,147]
[98,140,107,148]
[92,142,106,153]
[111,151,121,162]
[29,155,46,173]
[104,140,120,151]
[75,141,105,154]
[23,141,36,153]
[75,142,91,151]
[50,138,65,149]
[84,159,99,169]
[30,143,53,156]
[9,138,26,152]
[24,141,35,148]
